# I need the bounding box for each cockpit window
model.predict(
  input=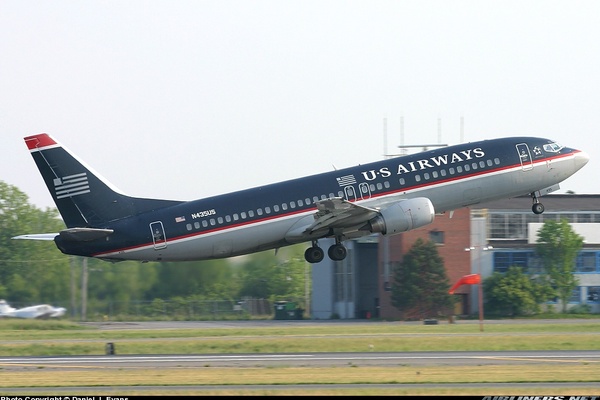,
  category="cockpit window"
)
[543,142,564,153]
